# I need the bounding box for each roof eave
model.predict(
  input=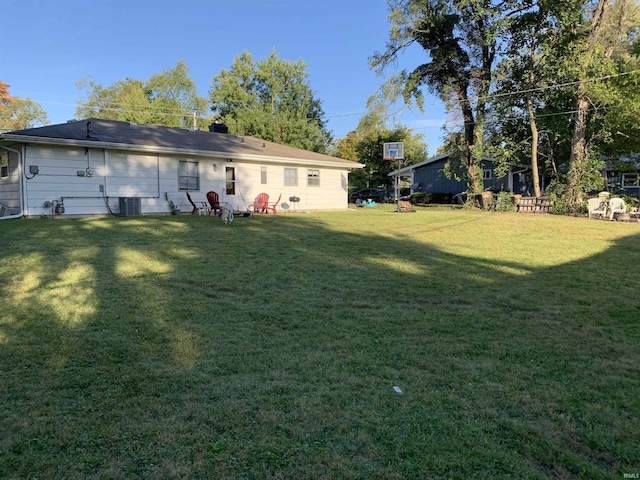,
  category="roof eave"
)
[1,134,364,169]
